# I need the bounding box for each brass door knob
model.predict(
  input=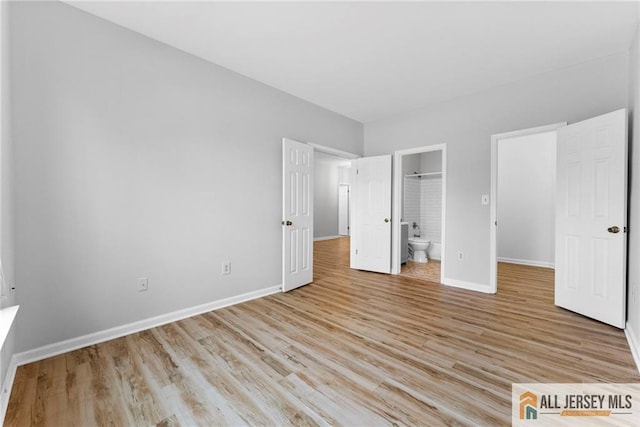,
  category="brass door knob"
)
[281,220,293,226]
[607,226,620,234]
[384,218,390,223]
